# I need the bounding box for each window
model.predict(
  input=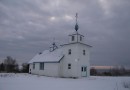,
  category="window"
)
[68,63,71,69]
[80,36,82,41]
[68,49,71,55]
[83,50,85,55]
[81,67,83,71]
[72,36,74,41]
[81,66,87,72]
[84,67,86,71]
[33,63,35,69]
[40,62,44,70]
